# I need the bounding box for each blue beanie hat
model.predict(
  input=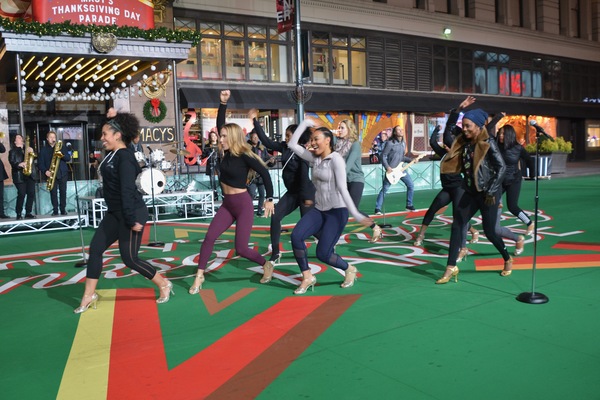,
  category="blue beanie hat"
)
[462,109,488,128]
